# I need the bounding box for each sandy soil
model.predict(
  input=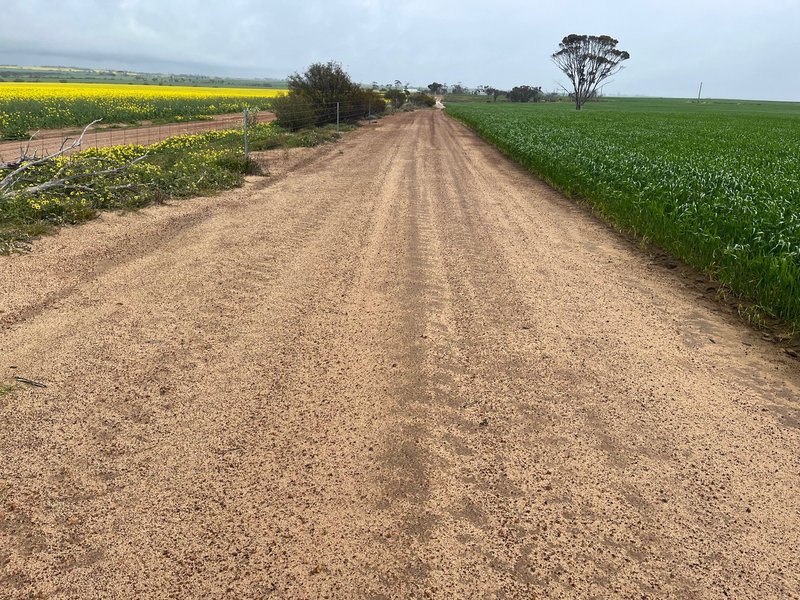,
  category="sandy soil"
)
[0,112,276,163]
[1,110,799,599]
